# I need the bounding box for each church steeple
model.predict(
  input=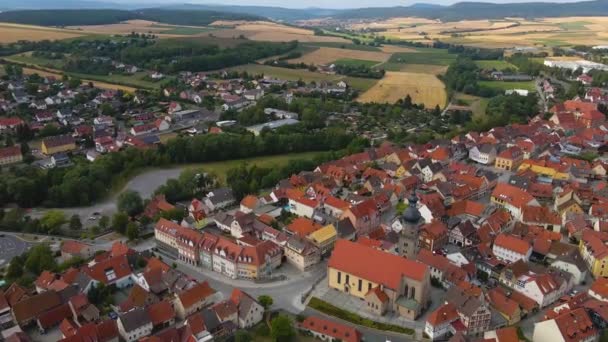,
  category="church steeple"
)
[402,192,421,225]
